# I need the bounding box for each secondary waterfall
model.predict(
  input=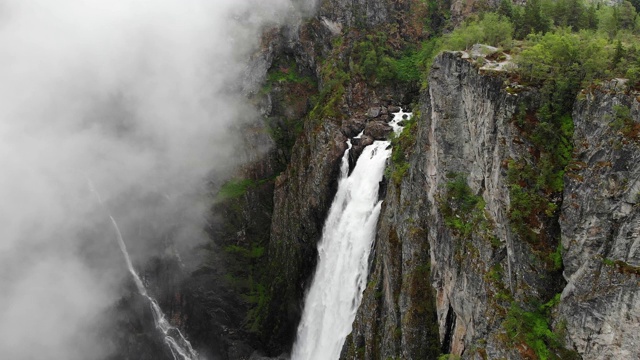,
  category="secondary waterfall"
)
[291,110,411,360]
[88,180,198,360]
